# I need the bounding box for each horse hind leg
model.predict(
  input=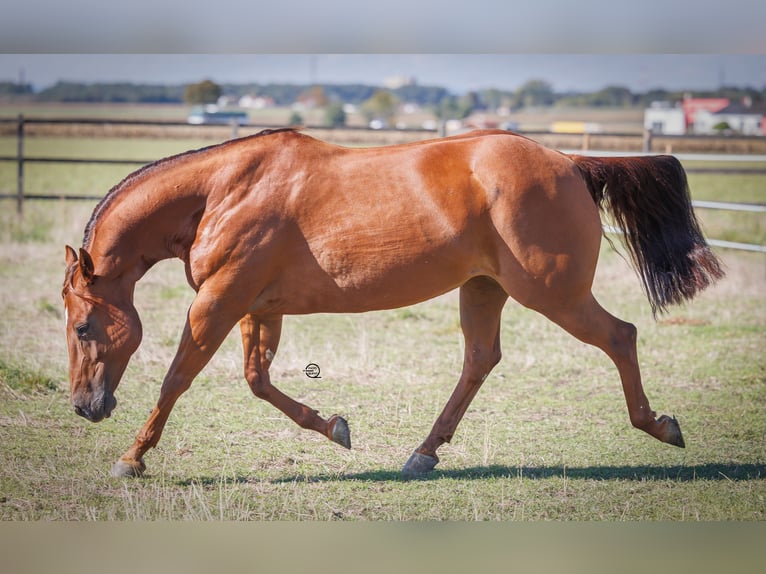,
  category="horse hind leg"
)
[402,276,508,478]
[240,314,350,449]
[538,294,685,448]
